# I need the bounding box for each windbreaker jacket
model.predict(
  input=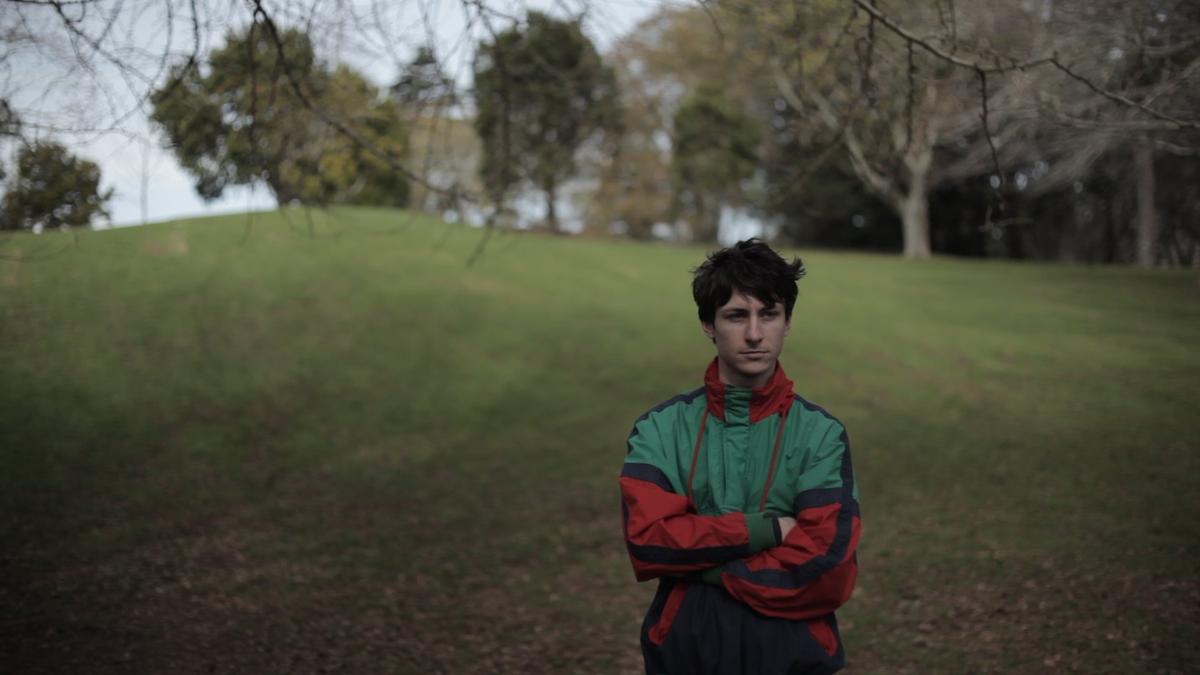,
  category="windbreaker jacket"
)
[620,359,861,675]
